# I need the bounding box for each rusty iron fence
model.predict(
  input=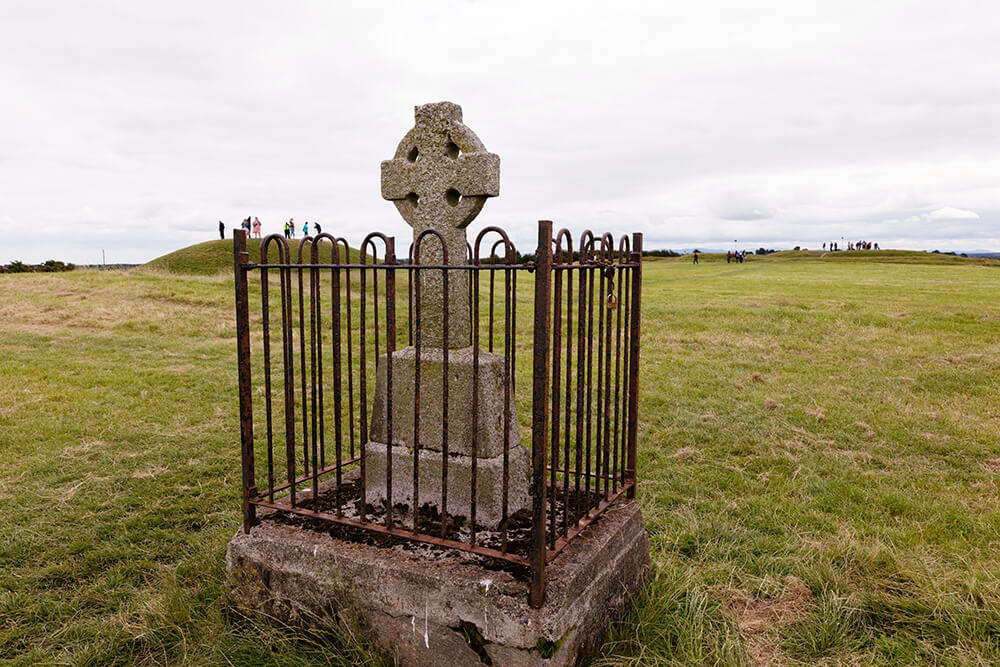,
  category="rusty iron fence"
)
[233,220,642,606]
